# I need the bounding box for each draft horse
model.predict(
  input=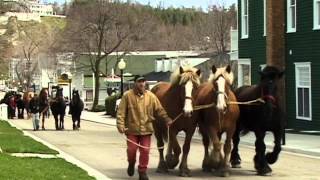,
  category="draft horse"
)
[23,91,34,119]
[194,65,239,177]
[151,66,201,177]
[230,66,285,176]
[69,89,84,130]
[50,86,67,130]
